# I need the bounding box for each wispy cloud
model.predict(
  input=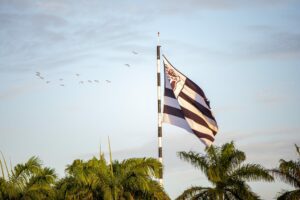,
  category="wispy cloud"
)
[238,27,300,60]
[0,83,37,100]
[255,89,285,105]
